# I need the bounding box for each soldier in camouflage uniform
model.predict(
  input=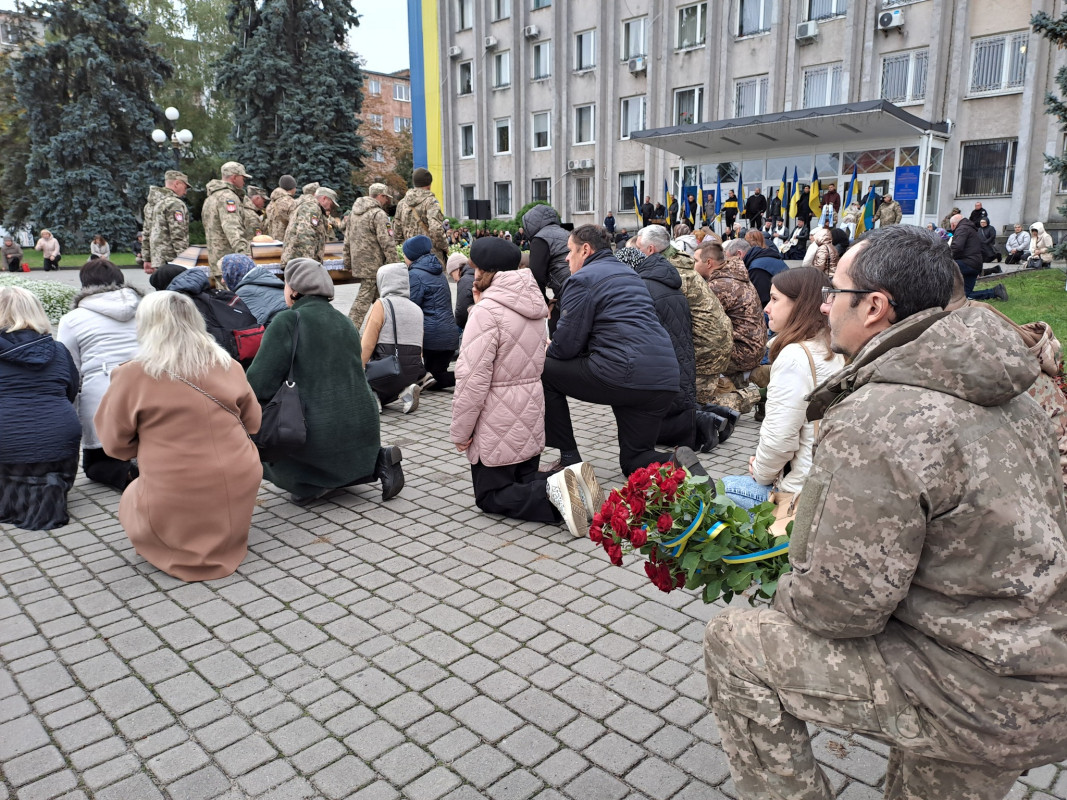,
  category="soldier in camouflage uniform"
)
[394,168,448,266]
[664,245,733,404]
[202,161,253,285]
[244,185,268,239]
[704,226,1067,800]
[280,186,338,264]
[265,175,297,241]
[148,169,192,268]
[140,185,162,274]
[345,183,395,329]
